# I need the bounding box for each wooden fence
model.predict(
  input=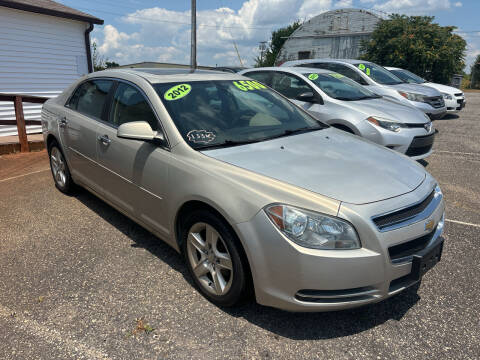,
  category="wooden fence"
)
[0,93,49,152]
